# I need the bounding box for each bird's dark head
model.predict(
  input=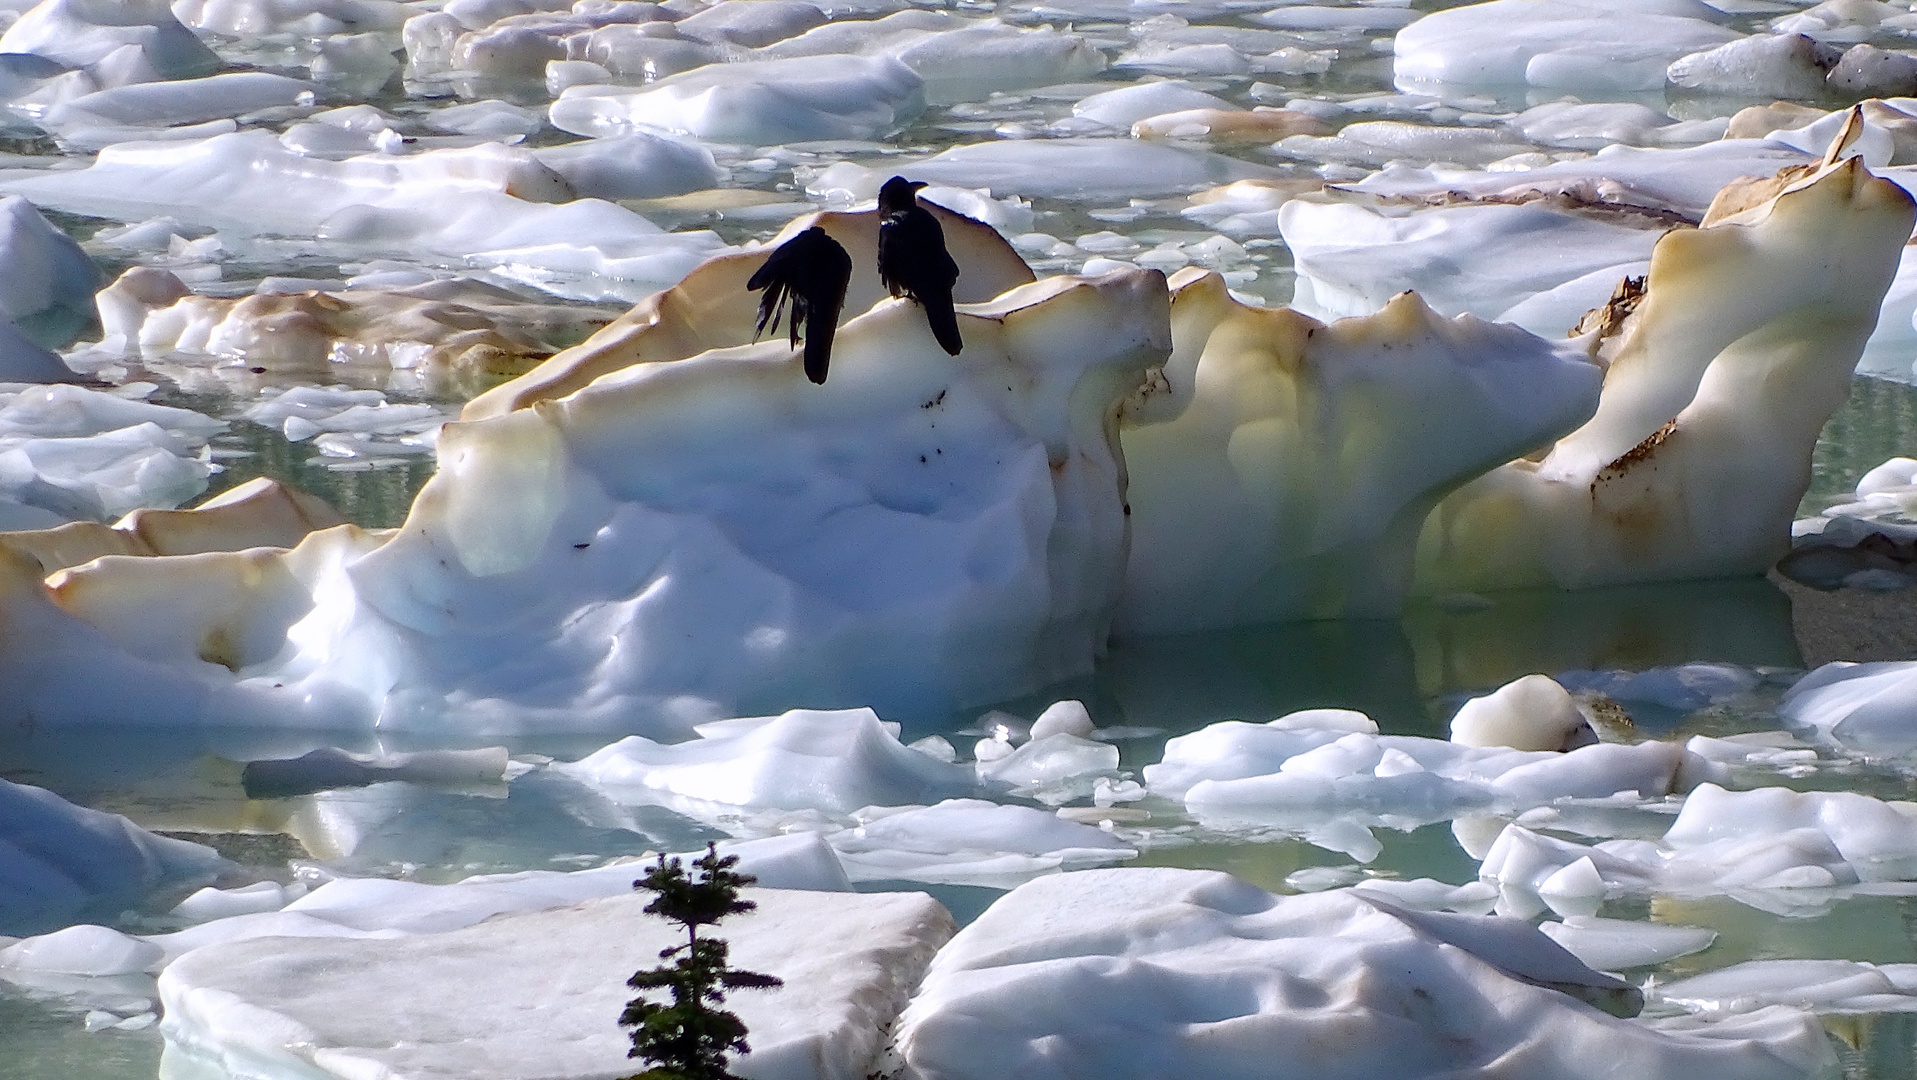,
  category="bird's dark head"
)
[878,176,928,214]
